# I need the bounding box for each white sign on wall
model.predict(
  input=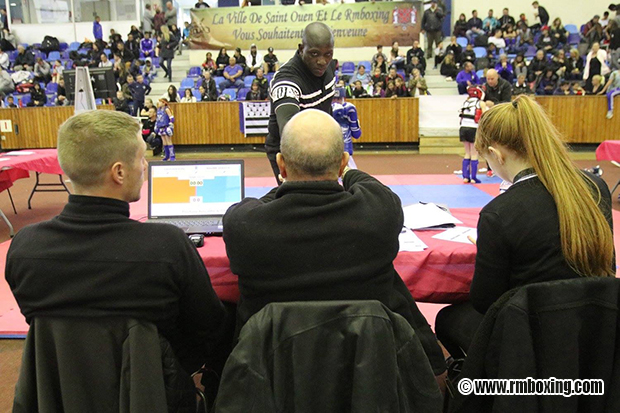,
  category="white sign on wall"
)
[0,120,12,133]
